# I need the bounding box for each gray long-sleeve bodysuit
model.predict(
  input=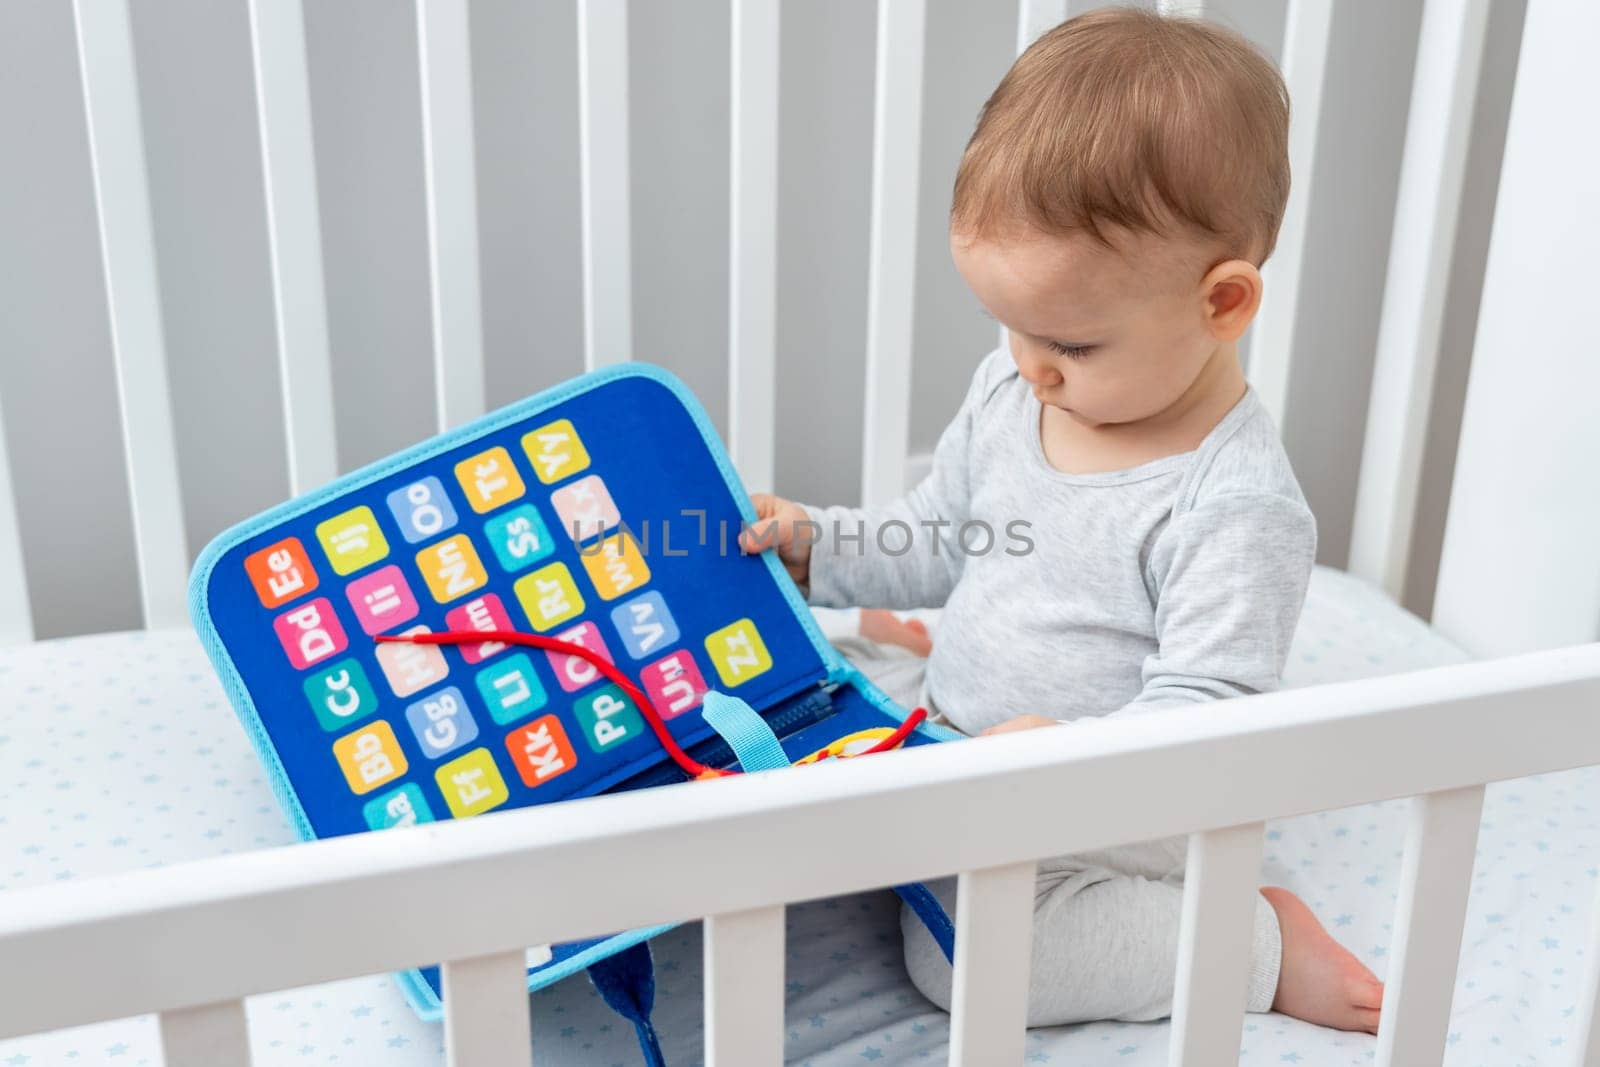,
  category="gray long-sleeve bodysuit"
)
[801,348,1316,1024]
